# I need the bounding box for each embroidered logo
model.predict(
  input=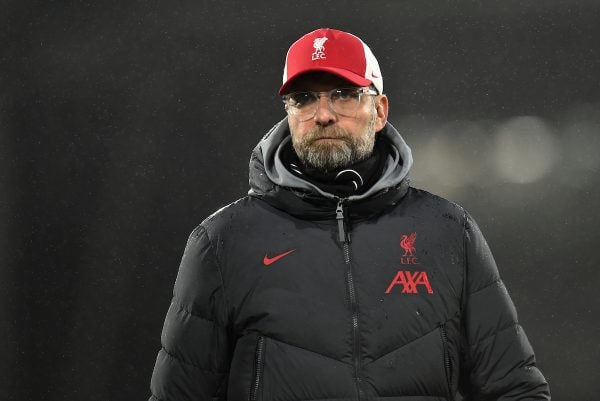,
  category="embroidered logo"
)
[385,271,433,294]
[263,249,296,266]
[312,37,328,60]
[400,232,419,265]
